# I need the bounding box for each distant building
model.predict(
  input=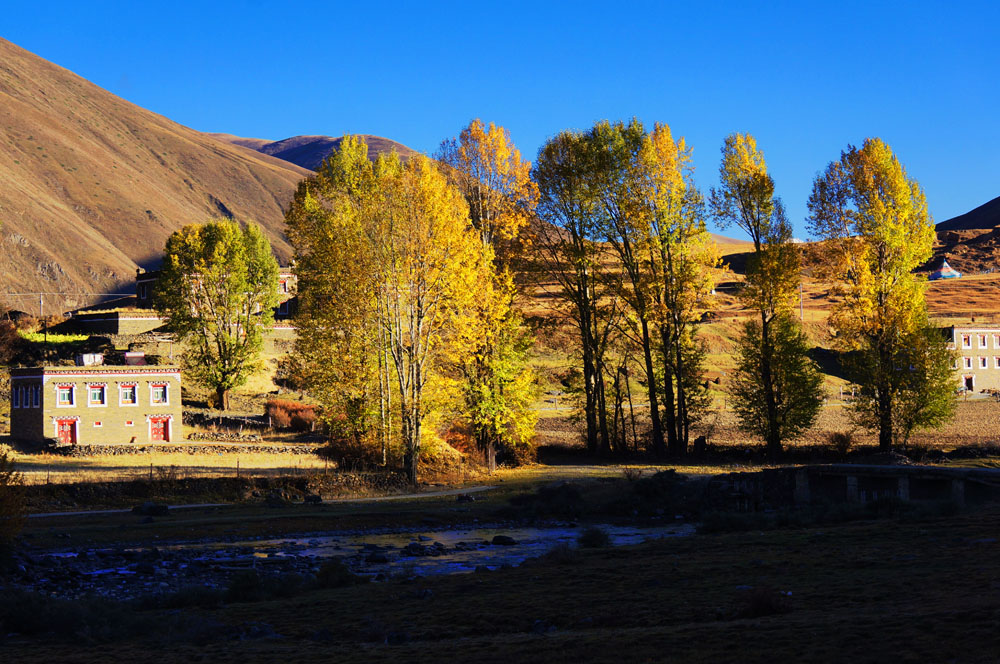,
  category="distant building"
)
[68,266,297,332]
[9,362,182,445]
[947,326,1000,393]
